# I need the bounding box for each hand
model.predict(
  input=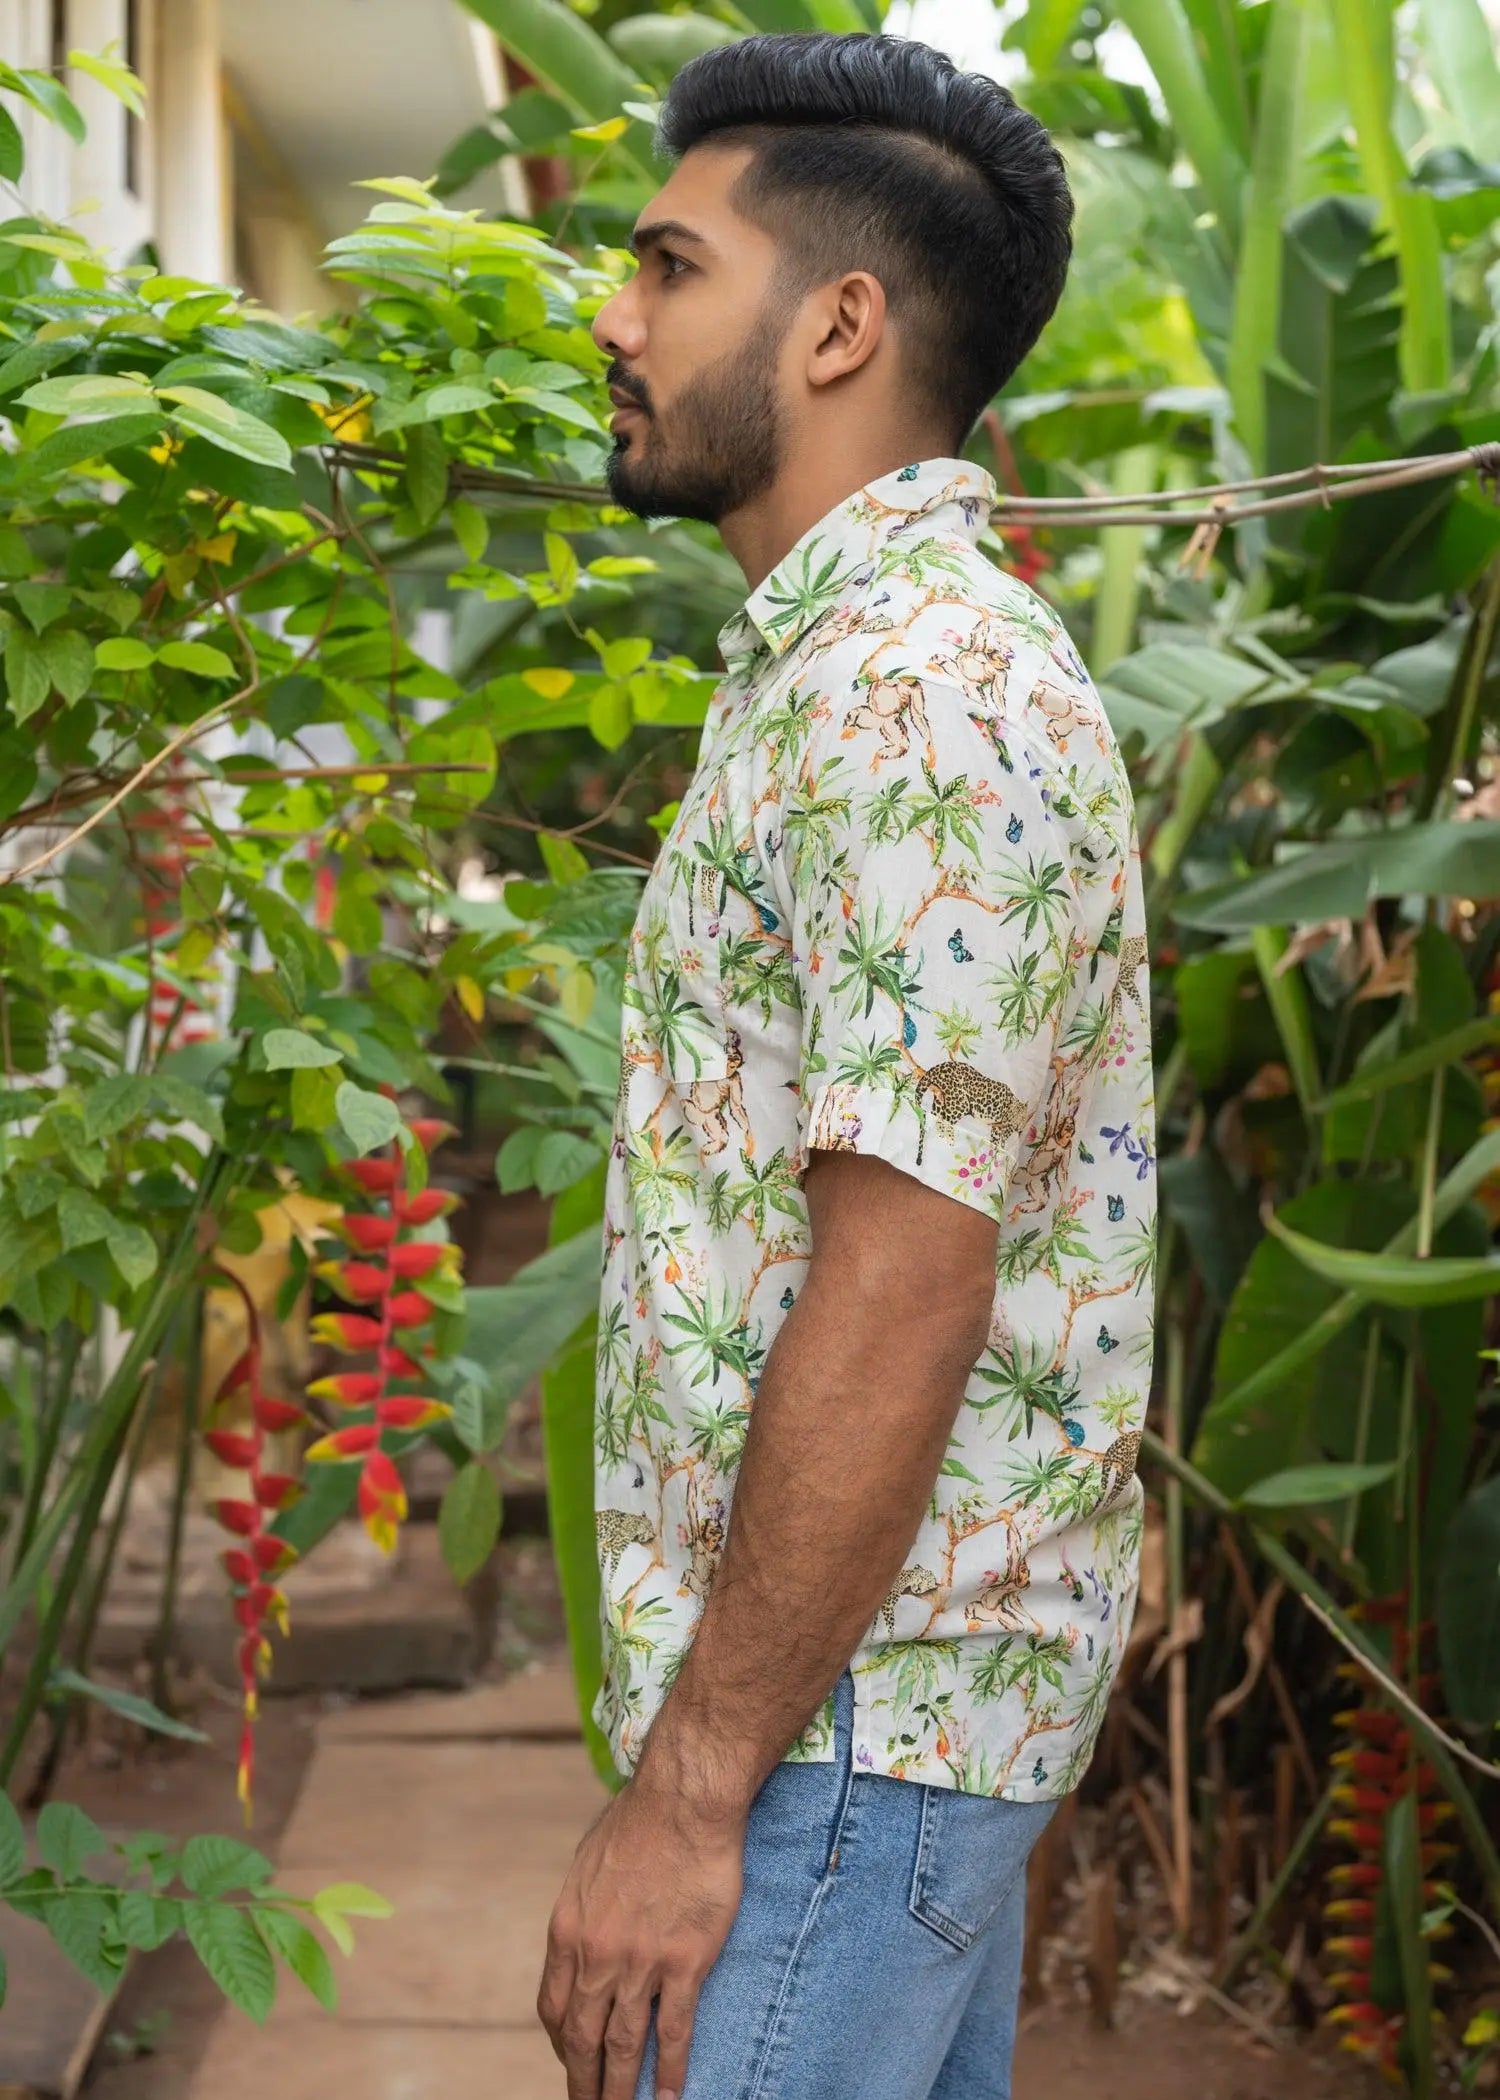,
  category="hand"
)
[536,1768,746,2100]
